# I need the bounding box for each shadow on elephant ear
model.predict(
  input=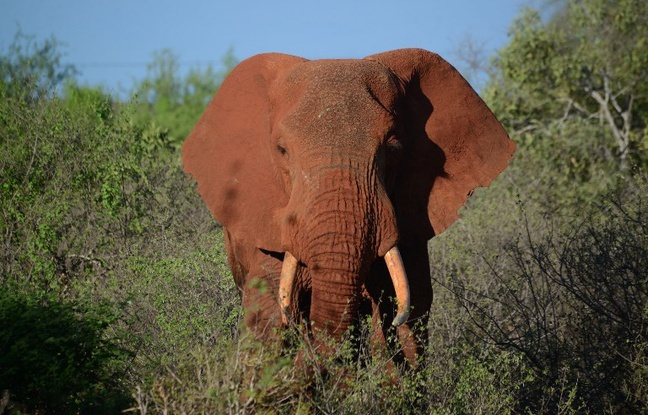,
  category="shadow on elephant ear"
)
[393,72,446,241]
[358,73,454,369]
